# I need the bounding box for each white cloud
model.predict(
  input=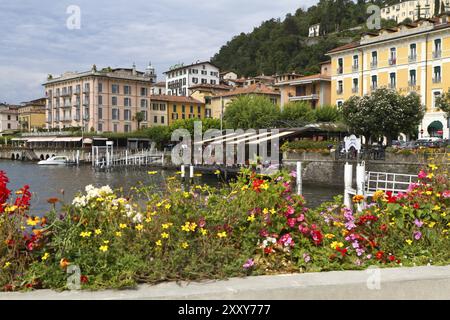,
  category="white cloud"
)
[0,0,317,103]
